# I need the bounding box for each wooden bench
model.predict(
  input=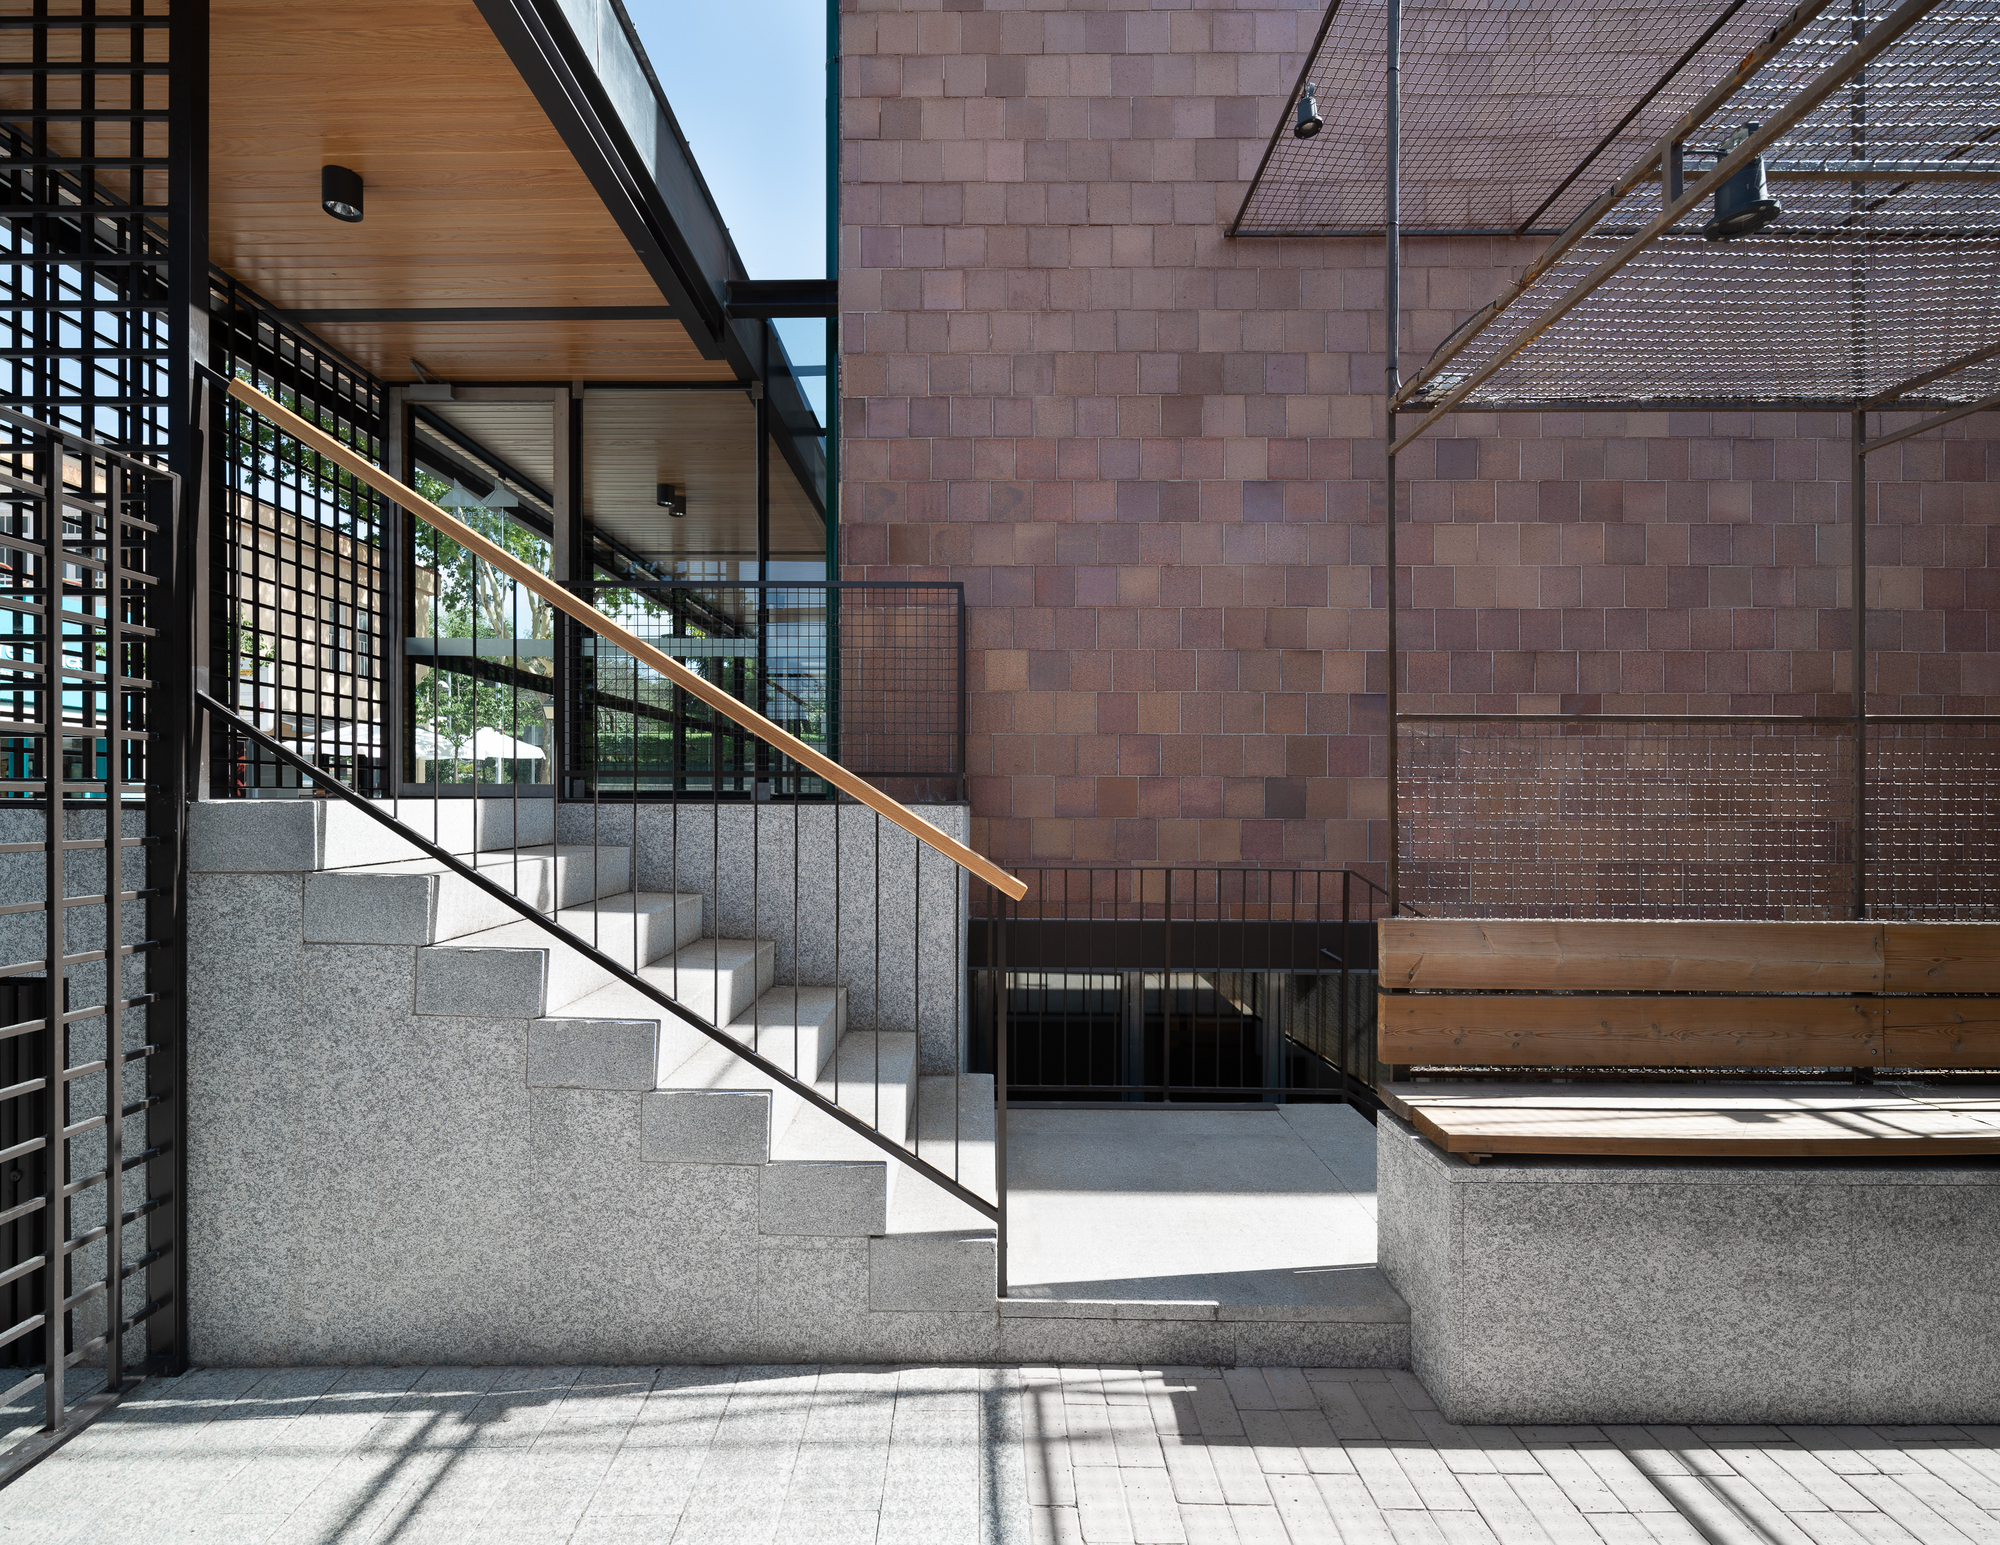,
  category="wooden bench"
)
[1376,919,2000,1159]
